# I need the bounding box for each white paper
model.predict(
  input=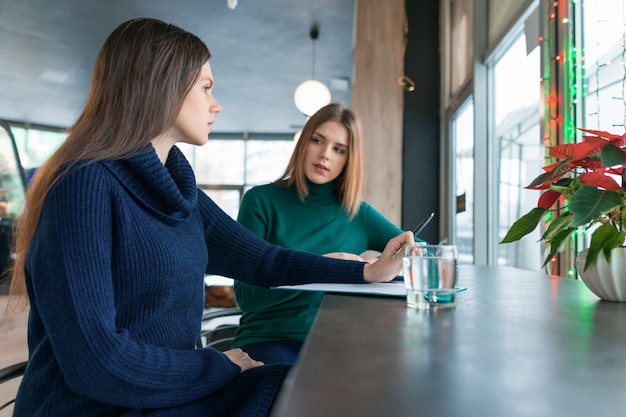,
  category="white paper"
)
[273,281,407,298]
